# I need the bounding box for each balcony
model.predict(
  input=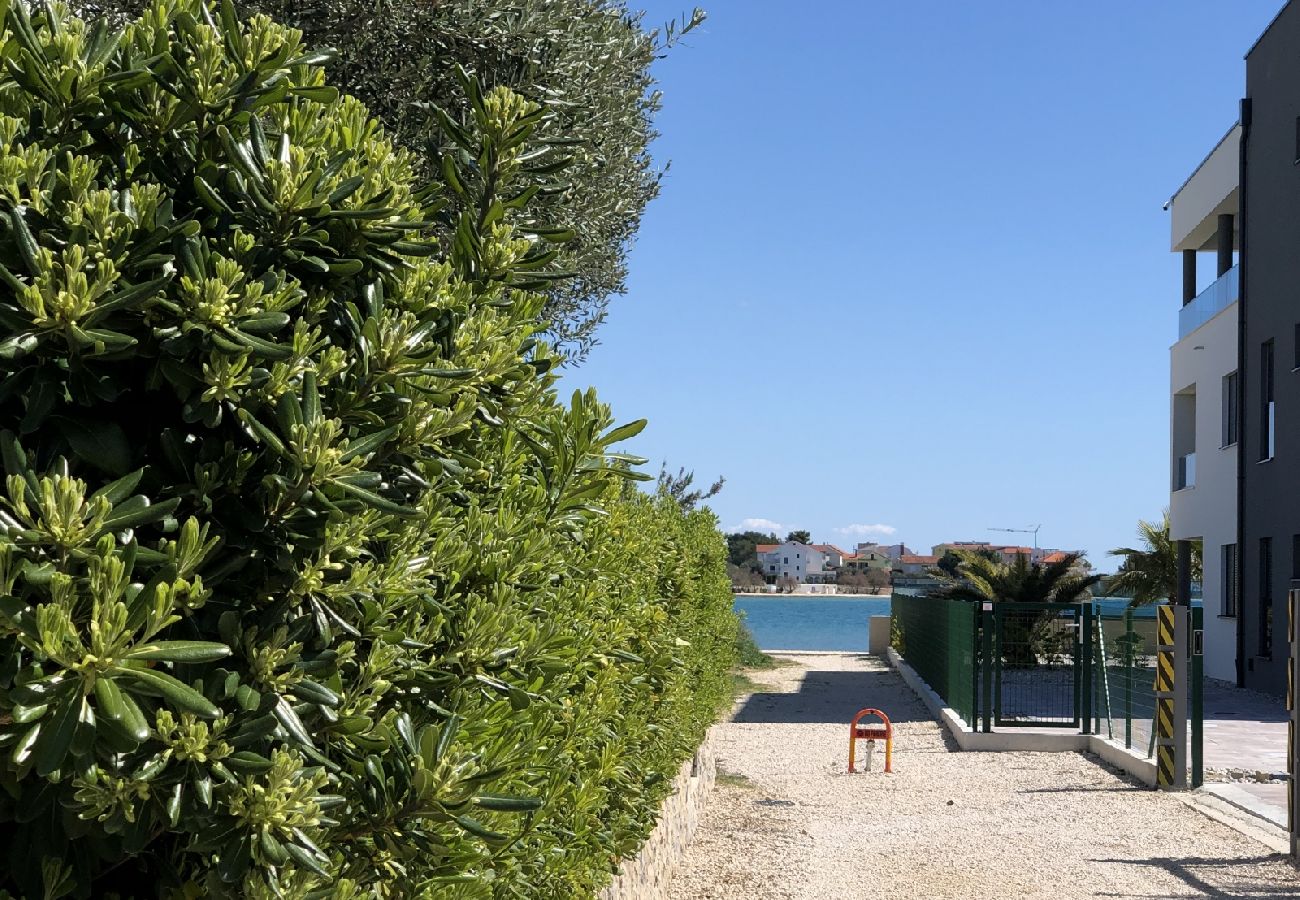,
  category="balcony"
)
[1179,264,1238,339]
[1175,452,1196,490]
